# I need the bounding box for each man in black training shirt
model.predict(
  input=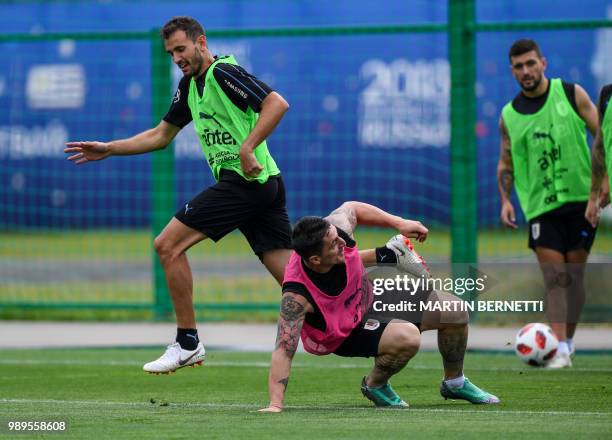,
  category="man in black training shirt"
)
[65,16,292,373]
